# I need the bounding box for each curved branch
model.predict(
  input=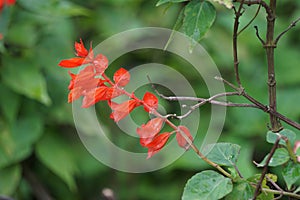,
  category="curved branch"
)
[275,17,300,45]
